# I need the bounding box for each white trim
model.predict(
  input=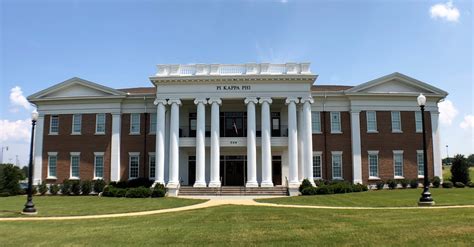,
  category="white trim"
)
[49,115,59,134]
[93,152,105,179]
[366,111,378,133]
[330,112,342,134]
[331,151,343,180]
[95,113,106,135]
[368,151,379,178]
[128,152,140,179]
[130,113,140,135]
[71,114,82,135]
[47,153,58,179]
[69,153,80,179]
[391,111,402,133]
[312,151,323,179]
